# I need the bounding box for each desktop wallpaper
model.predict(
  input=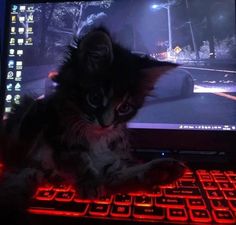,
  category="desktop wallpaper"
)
[3,0,236,130]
